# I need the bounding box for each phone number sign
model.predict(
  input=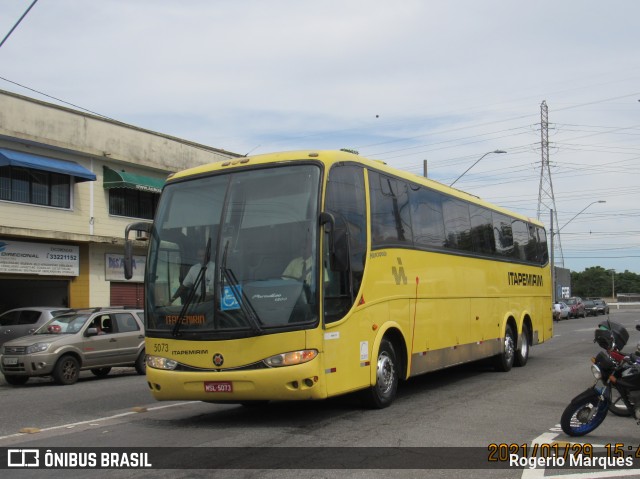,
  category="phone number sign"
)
[0,240,79,276]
